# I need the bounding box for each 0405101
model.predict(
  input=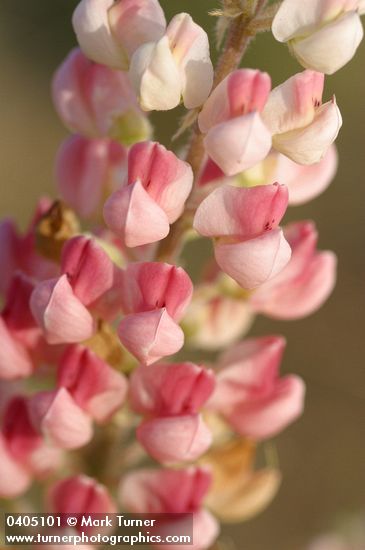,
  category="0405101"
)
[5,515,62,528]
